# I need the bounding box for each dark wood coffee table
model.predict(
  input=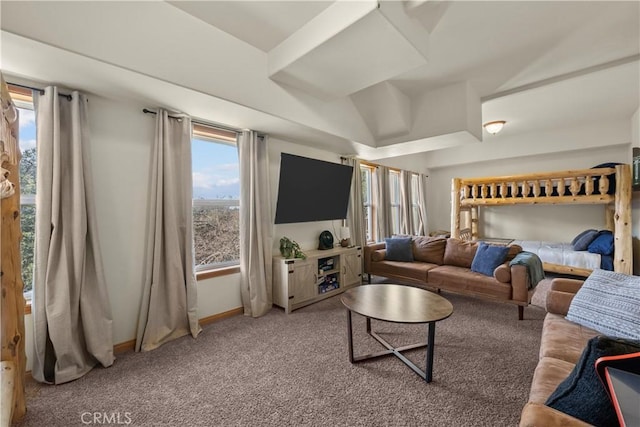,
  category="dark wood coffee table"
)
[341,284,453,383]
